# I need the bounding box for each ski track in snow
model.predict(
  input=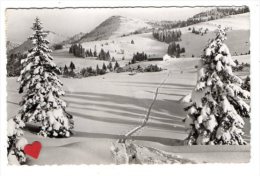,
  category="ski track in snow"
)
[7,54,250,165]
